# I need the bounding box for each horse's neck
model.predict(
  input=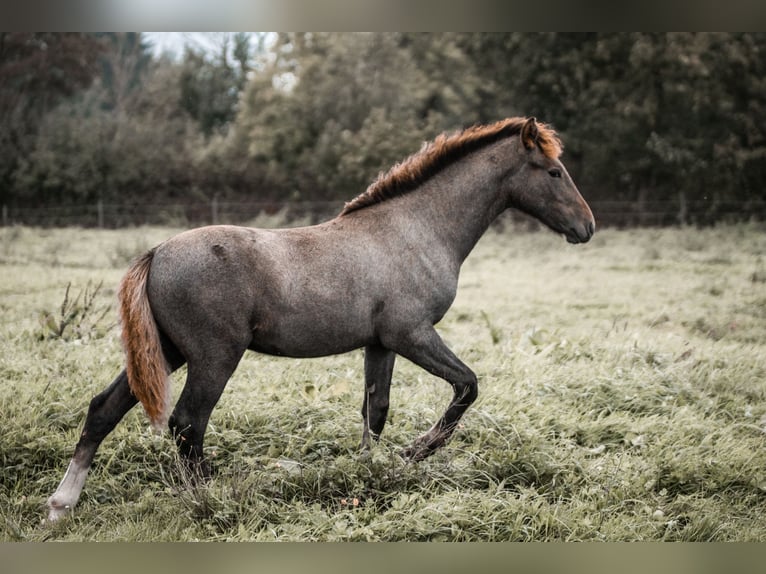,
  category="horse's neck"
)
[404,153,508,263]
